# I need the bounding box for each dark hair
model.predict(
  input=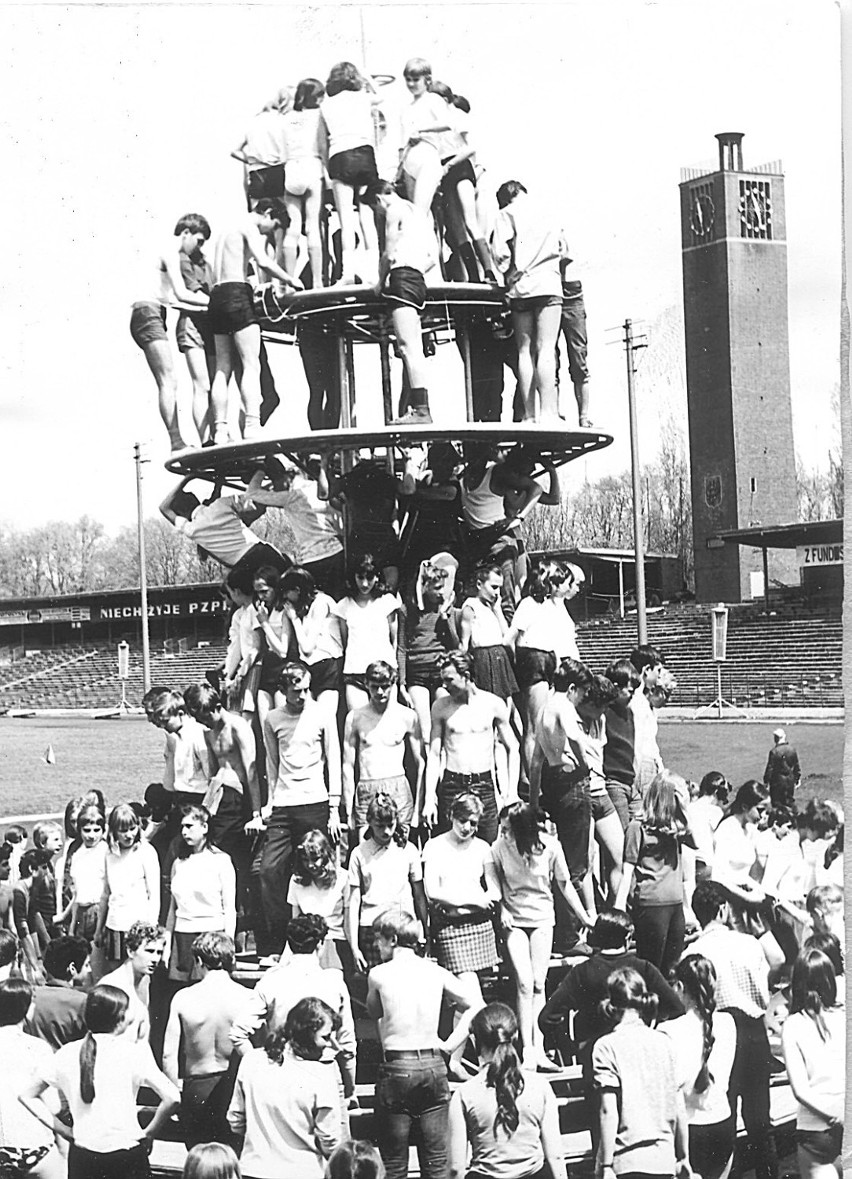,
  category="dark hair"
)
[796,800,839,840]
[471,1003,525,1136]
[450,792,484,822]
[673,955,717,1093]
[4,825,26,845]
[496,180,527,209]
[439,651,472,680]
[226,564,255,597]
[125,920,164,953]
[698,771,728,799]
[803,932,843,977]
[184,682,223,718]
[474,561,502,585]
[728,780,769,817]
[768,805,796,828]
[19,848,52,879]
[692,880,731,928]
[43,935,89,981]
[144,782,173,824]
[452,93,471,114]
[630,644,665,672]
[142,686,185,718]
[365,794,407,846]
[176,804,211,859]
[366,659,397,685]
[604,658,640,692]
[362,178,395,208]
[253,563,287,608]
[584,674,618,710]
[587,910,633,951]
[428,79,453,102]
[169,490,201,520]
[326,61,363,96]
[64,795,87,840]
[600,967,658,1028]
[326,1139,385,1179]
[279,566,318,616]
[277,660,312,690]
[0,978,32,1026]
[81,985,130,1102]
[285,914,328,955]
[254,198,284,221]
[293,77,325,110]
[192,932,235,973]
[266,996,339,1062]
[293,829,337,887]
[0,929,18,969]
[500,802,545,862]
[174,213,211,239]
[523,560,571,603]
[790,948,838,1041]
[552,656,592,694]
[346,552,387,597]
[825,824,844,869]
